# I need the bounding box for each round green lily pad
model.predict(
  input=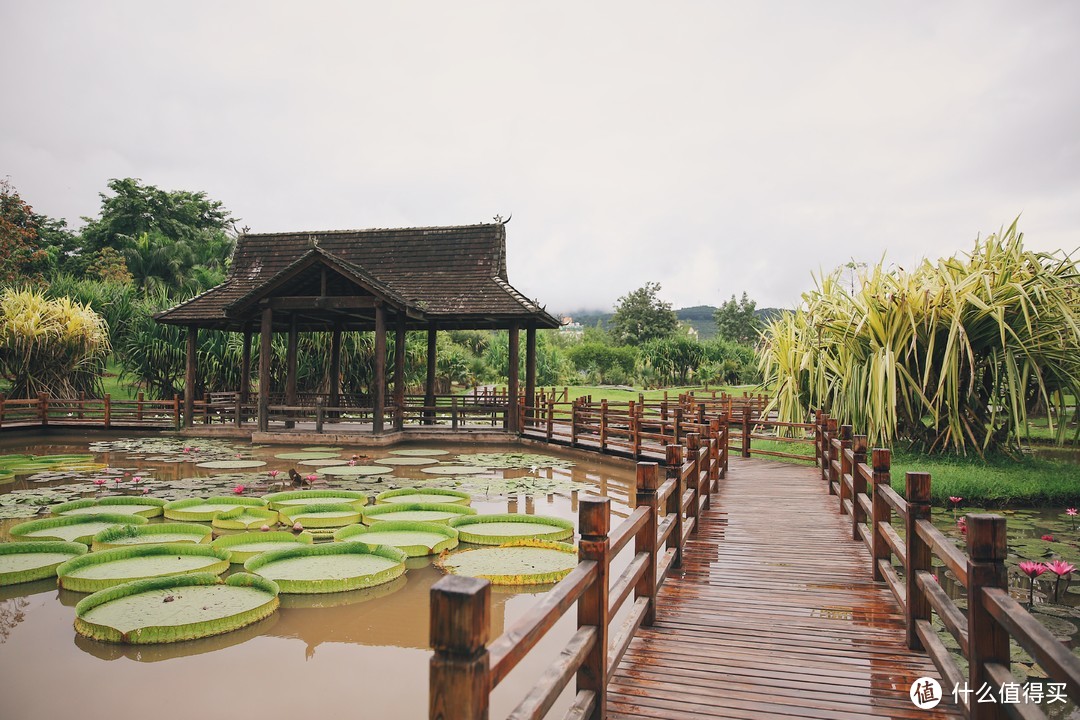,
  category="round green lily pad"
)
[0,470,15,485]
[315,465,392,477]
[435,539,578,585]
[262,489,368,511]
[212,507,281,530]
[363,502,477,526]
[164,496,269,521]
[301,446,343,452]
[279,503,363,528]
[335,521,458,557]
[449,514,575,544]
[91,523,213,551]
[0,541,88,586]
[10,513,149,544]
[244,543,407,594]
[421,465,490,475]
[455,452,573,469]
[211,531,315,564]
[375,488,472,506]
[57,544,232,593]
[74,572,279,644]
[374,456,439,466]
[52,497,167,518]
[297,458,351,467]
[274,451,341,460]
[195,460,267,469]
[388,448,450,457]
